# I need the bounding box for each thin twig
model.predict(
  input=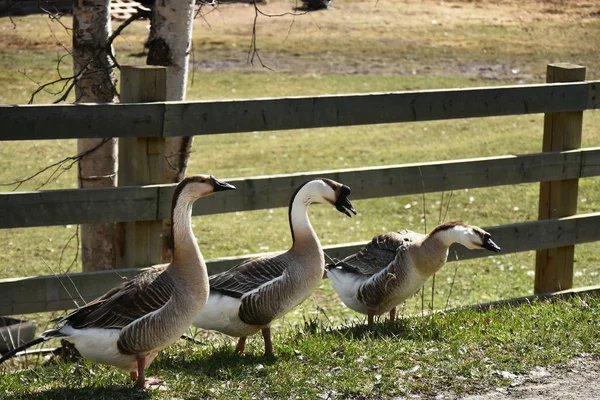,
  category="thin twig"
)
[438,190,445,224]
[0,138,110,191]
[58,225,80,274]
[41,259,82,309]
[20,7,147,105]
[442,190,453,223]
[418,166,427,233]
[247,0,308,69]
[431,274,436,311]
[106,7,152,70]
[444,251,460,311]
